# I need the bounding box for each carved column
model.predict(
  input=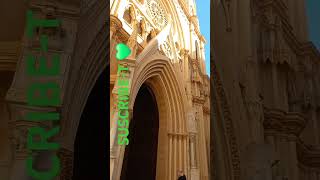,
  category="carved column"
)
[264,109,307,180]
[110,58,136,180]
[287,136,299,180]
[181,49,189,83]
[5,2,79,179]
[187,112,199,180]
[8,119,33,180]
[7,108,57,180]
[189,133,197,168]
[110,15,123,54]
[140,20,148,47]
